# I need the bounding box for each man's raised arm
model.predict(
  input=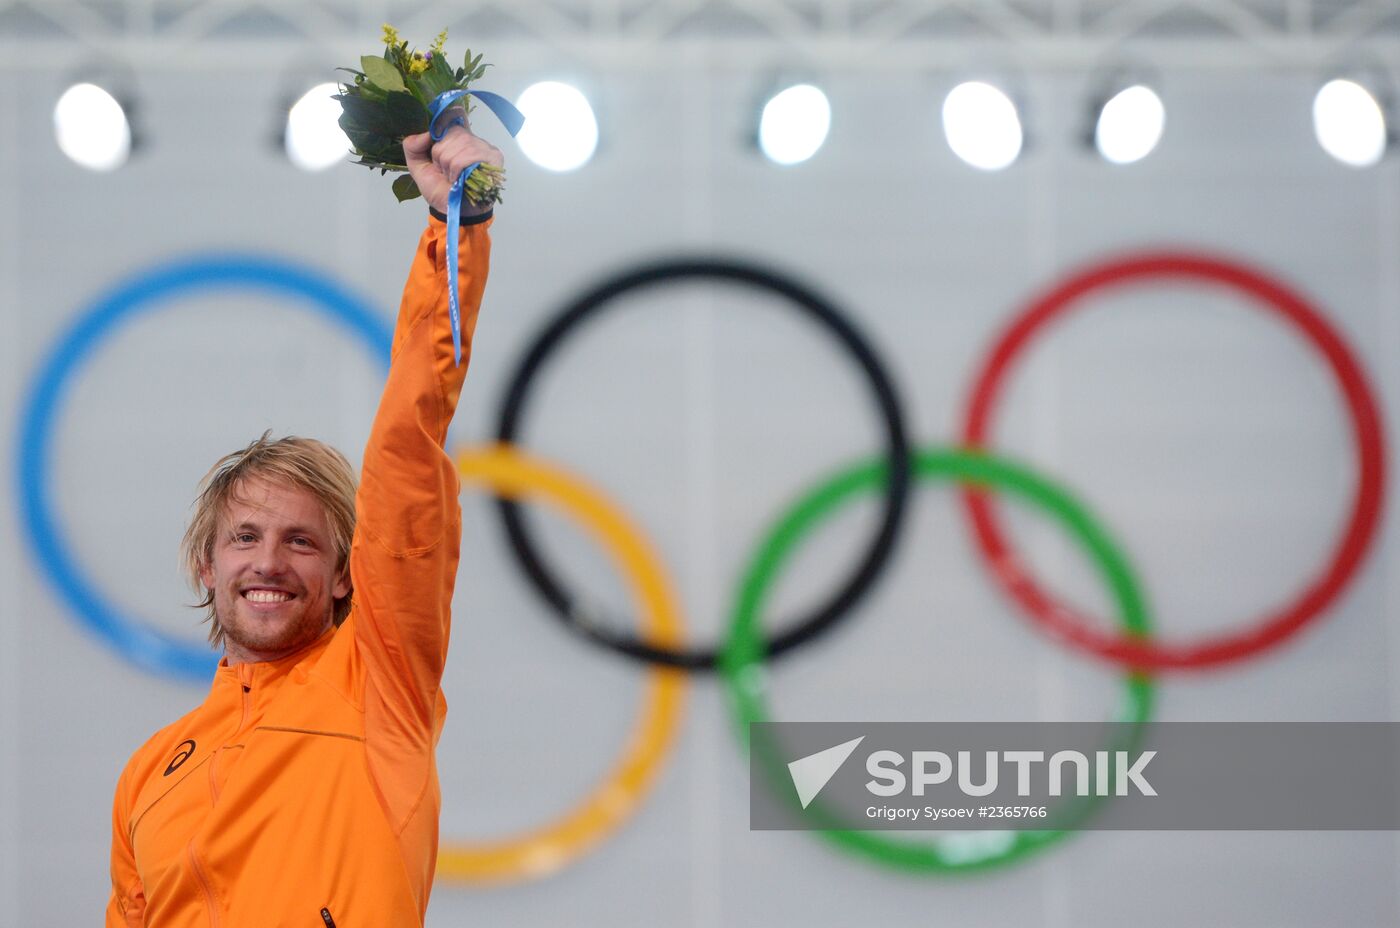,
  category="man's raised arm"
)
[349,115,501,727]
